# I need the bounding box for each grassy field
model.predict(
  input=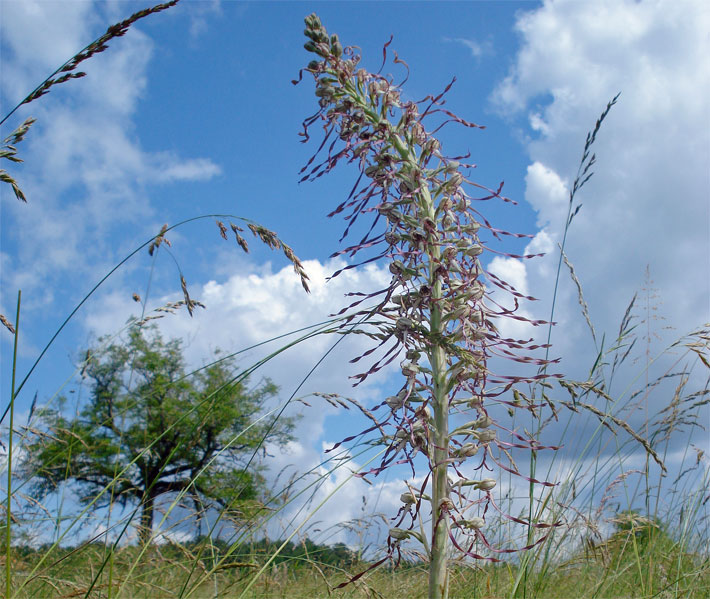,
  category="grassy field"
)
[6,522,709,599]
